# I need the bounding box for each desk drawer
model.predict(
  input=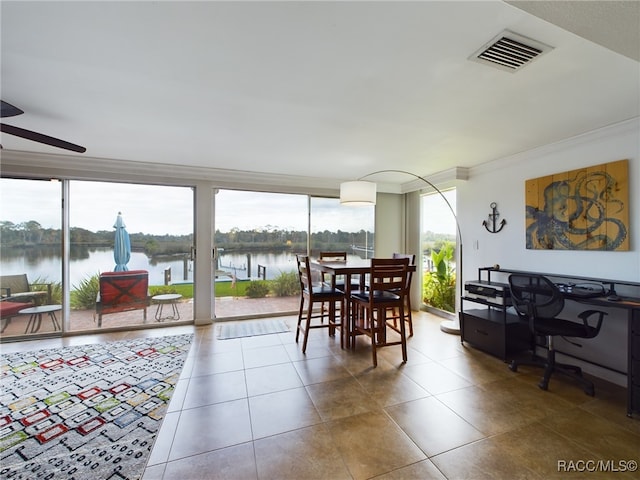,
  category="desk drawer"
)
[462,312,502,350]
[460,310,529,360]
